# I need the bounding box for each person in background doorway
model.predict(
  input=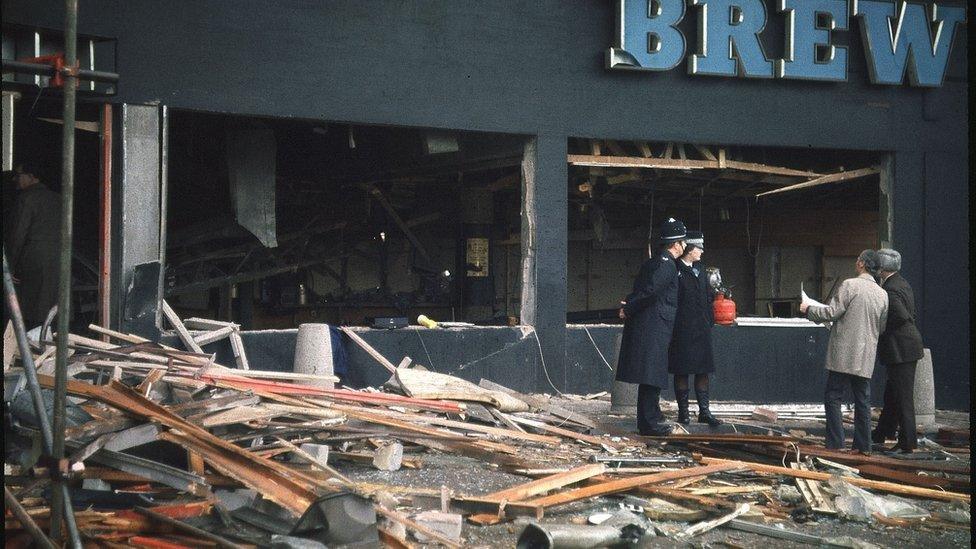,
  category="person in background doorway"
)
[669,231,722,427]
[3,162,62,329]
[615,217,686,437]
[800,250,888,454]
[872,249,924,454]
